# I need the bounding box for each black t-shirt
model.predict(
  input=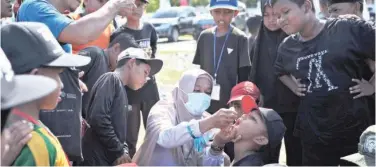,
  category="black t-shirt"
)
[77,46,110,118]
[110,22,159,104]
[232,153,264,166]
[39,68,82,160]
[82,72,129,165]
[193,26,251,114]
[275,18,375,143]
